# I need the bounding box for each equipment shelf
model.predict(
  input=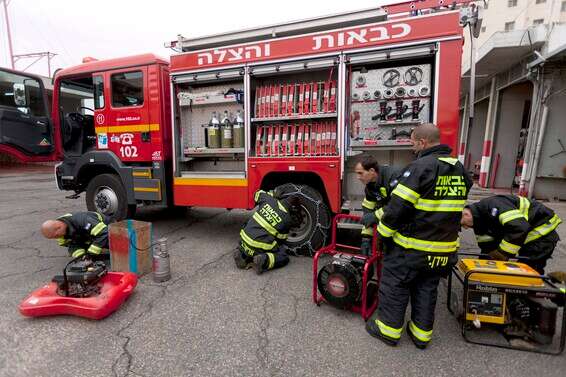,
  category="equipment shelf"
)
[251,112,337,122]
